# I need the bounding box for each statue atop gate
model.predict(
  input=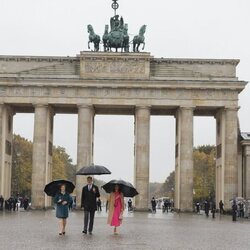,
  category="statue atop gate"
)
[87,0,146,53]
